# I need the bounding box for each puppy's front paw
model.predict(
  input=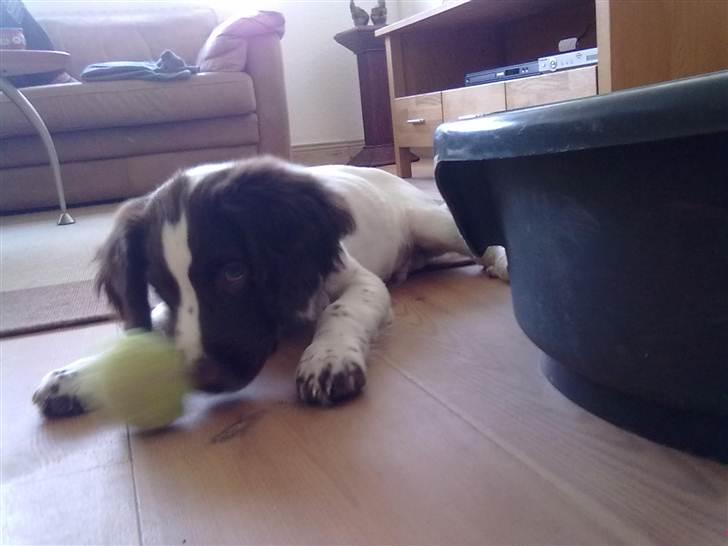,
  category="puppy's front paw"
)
[32,369,88,418]
[296,343,367,406]
[481,246,509,282]
[33,361,96,418]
